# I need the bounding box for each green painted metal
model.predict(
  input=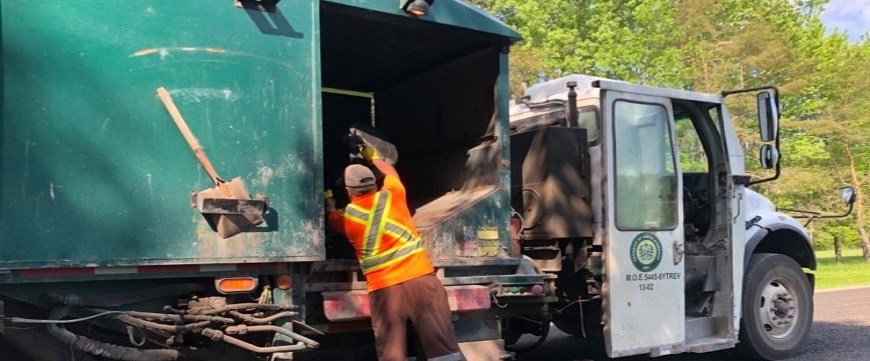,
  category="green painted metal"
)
[324,0,521,42]
[0,0,324,268]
